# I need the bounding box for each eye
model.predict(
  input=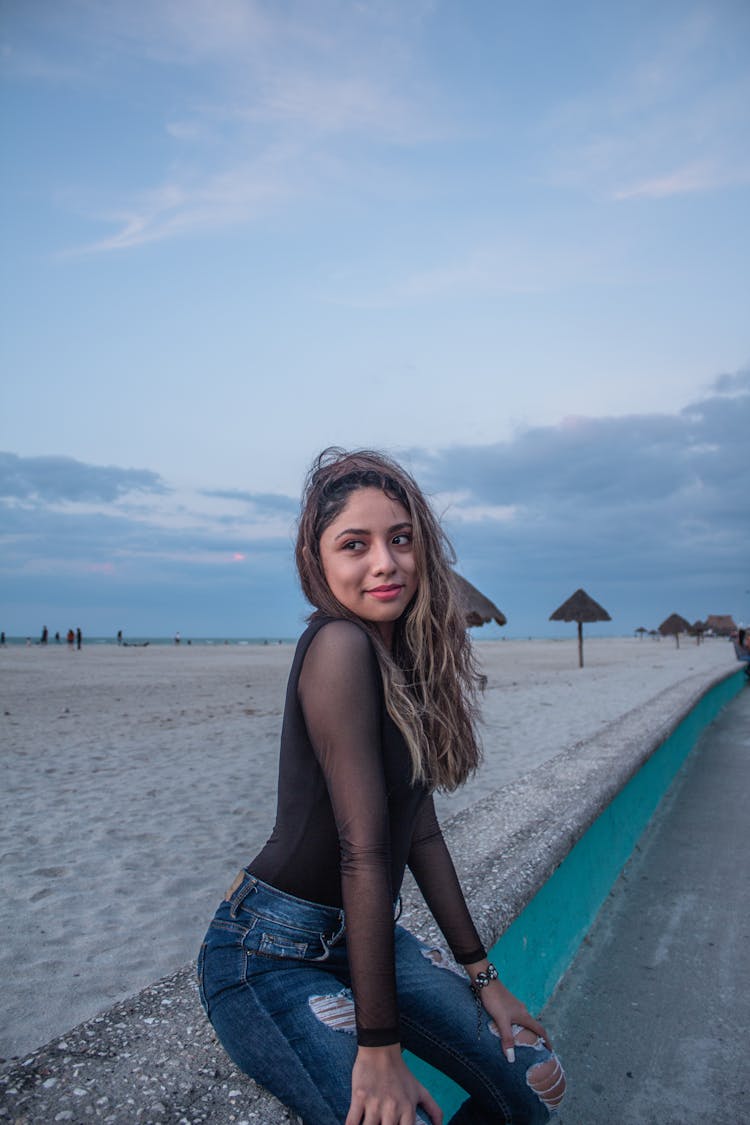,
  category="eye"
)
[342,539,365,551]
[392,533,412,546]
